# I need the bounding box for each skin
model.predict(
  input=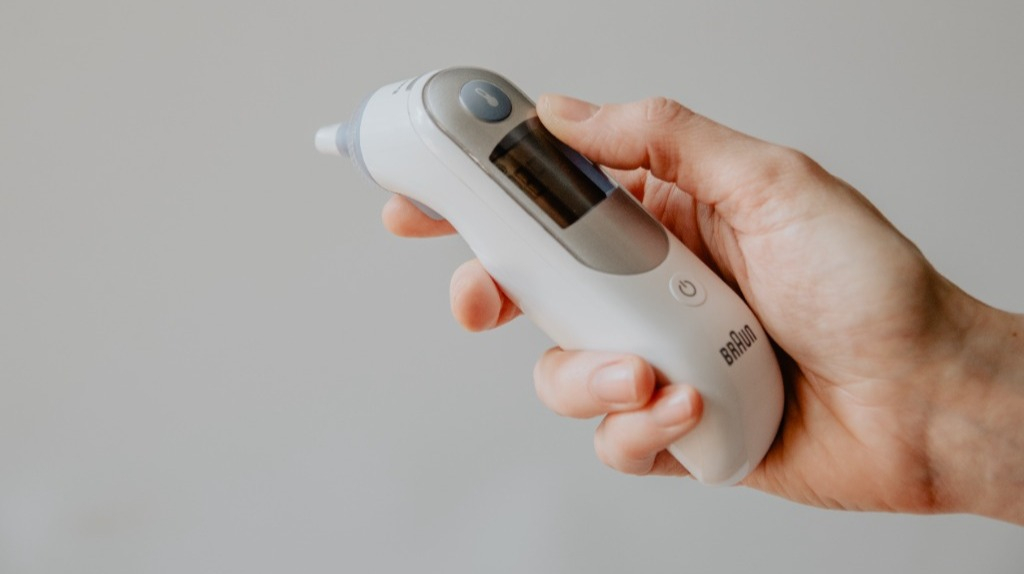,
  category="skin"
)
[382,94,1024,524]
